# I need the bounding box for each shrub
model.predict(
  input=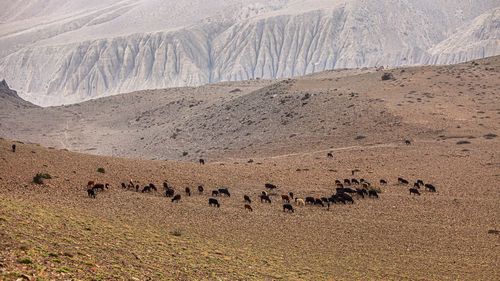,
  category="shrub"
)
[170,229,182,237]
[381,72,395,81]
[97,167,105,173]
[17,258,33,264]
[33,174,44,184]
